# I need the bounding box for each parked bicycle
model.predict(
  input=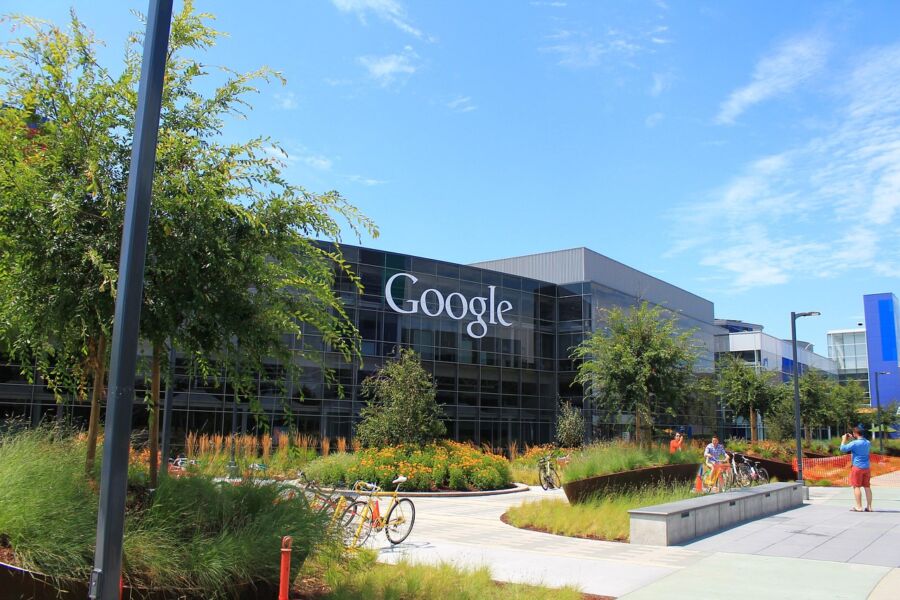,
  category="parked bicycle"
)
[735,454,769,486]
[289,471,356,527]
[341,475,415,548]
[537,452,567,490]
